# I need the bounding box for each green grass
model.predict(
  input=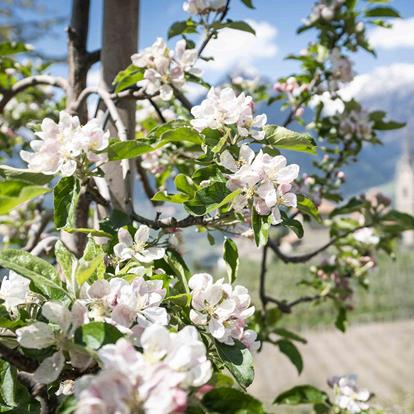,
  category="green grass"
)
[236,249,414,330]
